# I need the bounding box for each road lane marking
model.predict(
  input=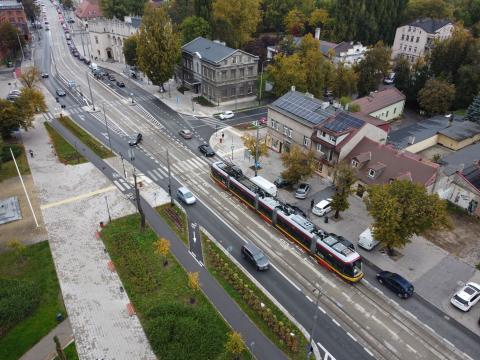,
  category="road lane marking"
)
[406,344,417,353]
[306,295,313,303]
[317,305,326,314]
[41,186,116,209]
[363,347,374,357]
[332,319,341,327]
[347,332,357,342]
